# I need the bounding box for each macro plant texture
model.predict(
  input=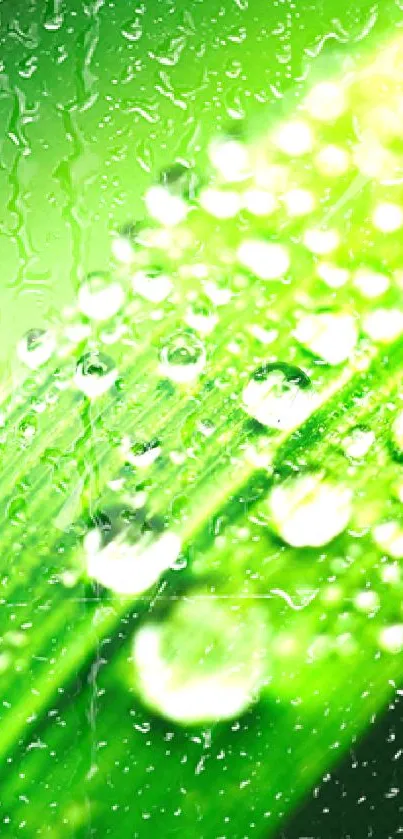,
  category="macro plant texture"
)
[1,0,403,837]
